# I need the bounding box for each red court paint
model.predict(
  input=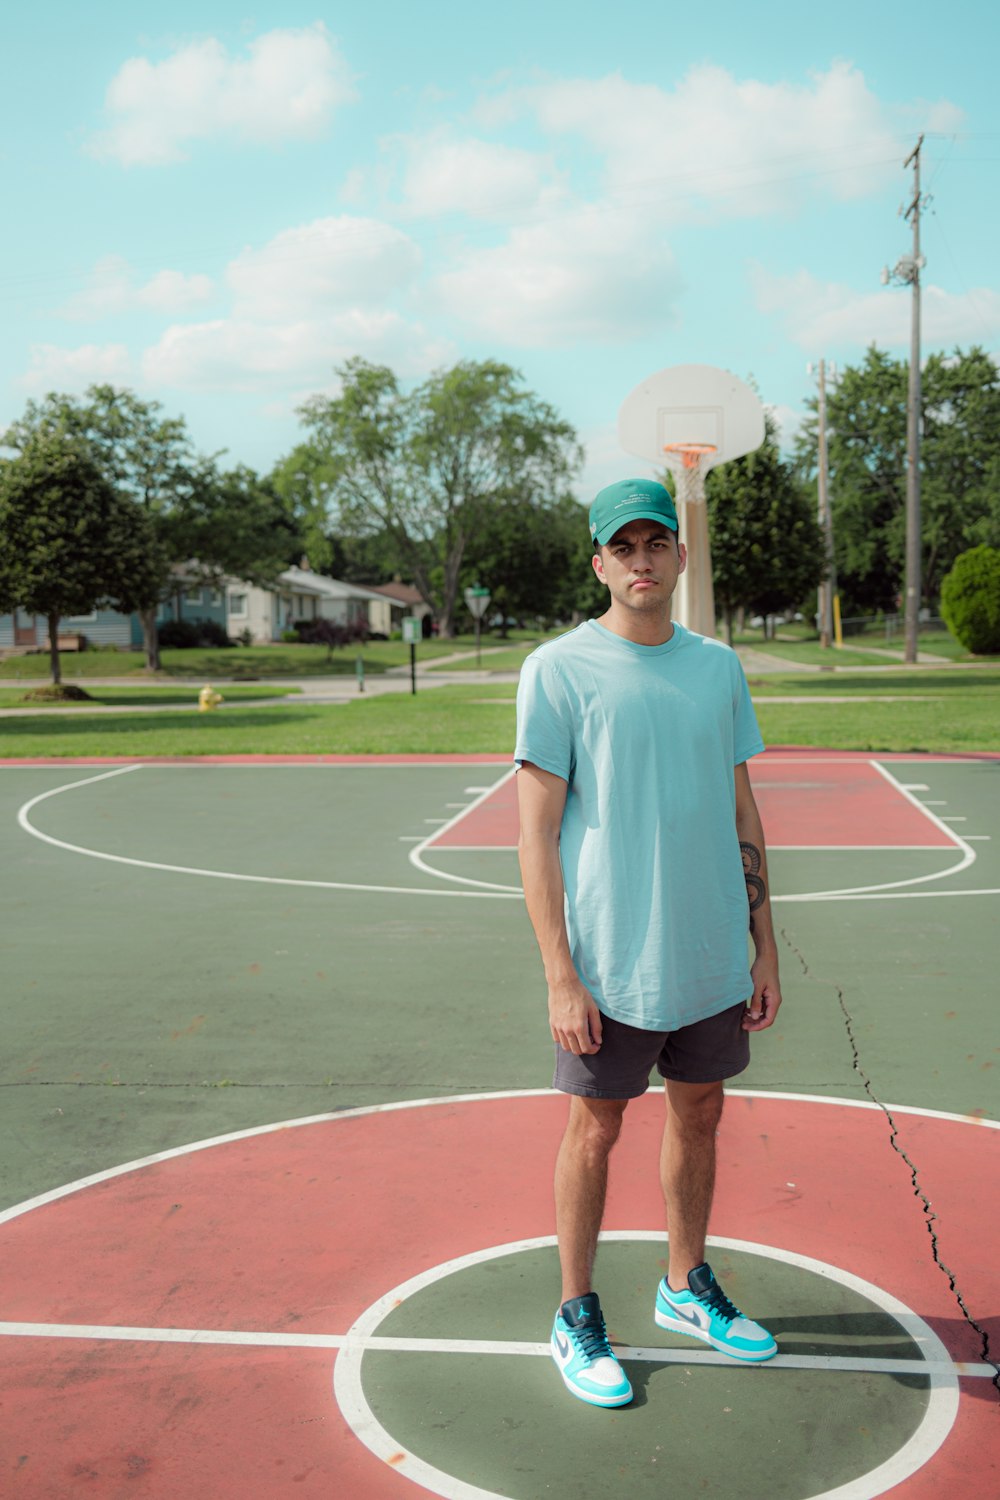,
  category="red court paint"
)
[0,1093,994,1497]
[3,750,998,769]
[432,755,958,850]
[748,759,956,847]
